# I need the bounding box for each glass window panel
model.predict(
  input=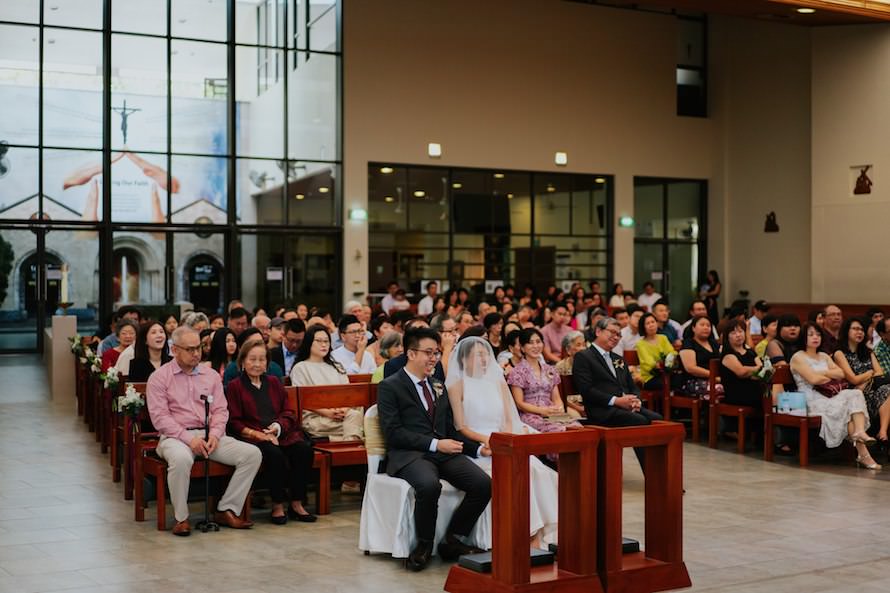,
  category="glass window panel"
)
[308,1,337,52]
[634,243,663,296]
[289,0,307,50]
[287,162,335,226]
[238,231,283,311]
[0,229,38,350]
[111,34,168,153]
[0,146,38,220]
[667,243,698,318]
[289,234,338,312]
[533,174,571,235]
[172,0,227,42]
[174,230,225,313]
[633,181,664,239]
[237,0,285,46]
[236,46,284,158]
[44,228,100,325]
[43,29,103,149]
[237,158,285,225]
[408,168,448,233]
[368,165,407,232]
[112,231,167,306]
[171,40,228,155]
[287,51,337,161]
[113,0,167,36]
[572,176,609,236]
[0,1,38,23]
[0,24,40,146]
[110,152,169,223]
[170,154,228,223]
[44,1,102,30]
[42,148,103,222]
[666,181,701,240]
